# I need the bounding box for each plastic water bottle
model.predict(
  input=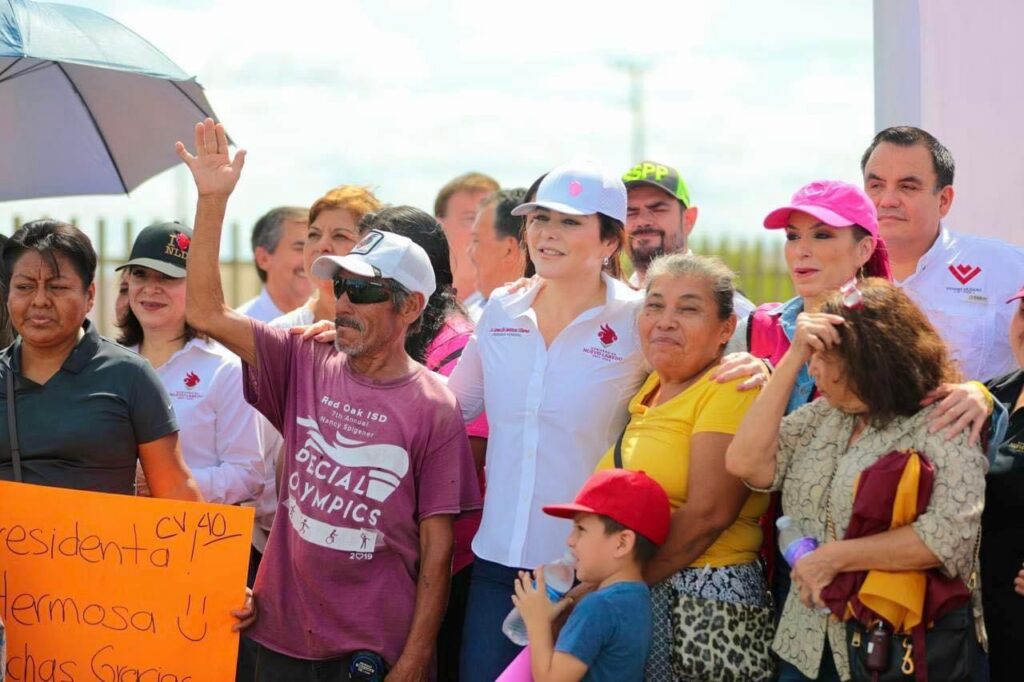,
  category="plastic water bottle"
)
[777,516,831,614]
[501,553,577,645]
[777,516,819,566]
